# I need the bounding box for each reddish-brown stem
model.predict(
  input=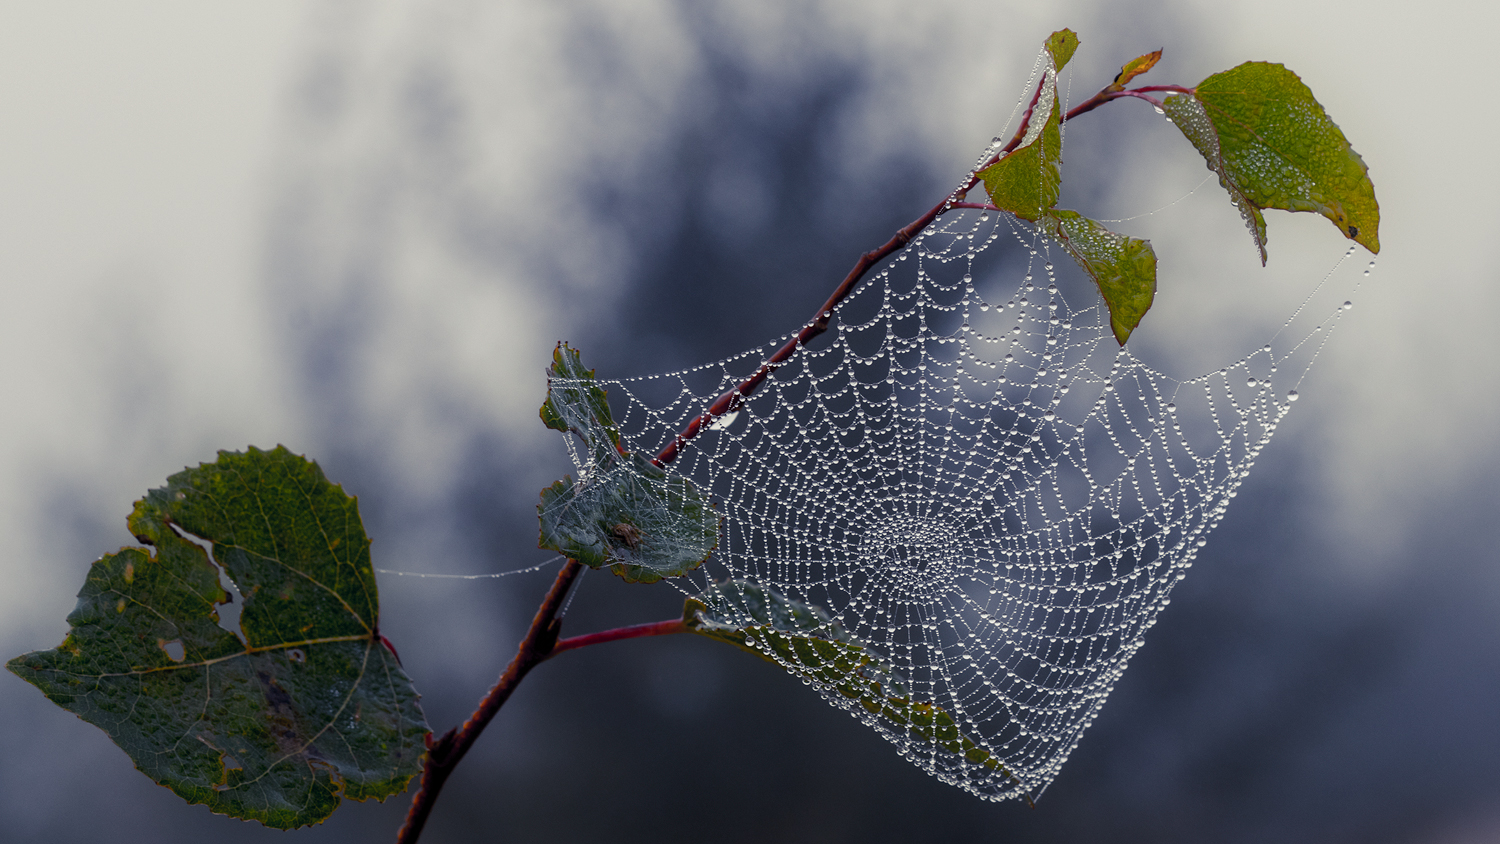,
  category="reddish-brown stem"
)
[652,74,1170,468]
[396,559,584,844]
[547,618,688,658]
